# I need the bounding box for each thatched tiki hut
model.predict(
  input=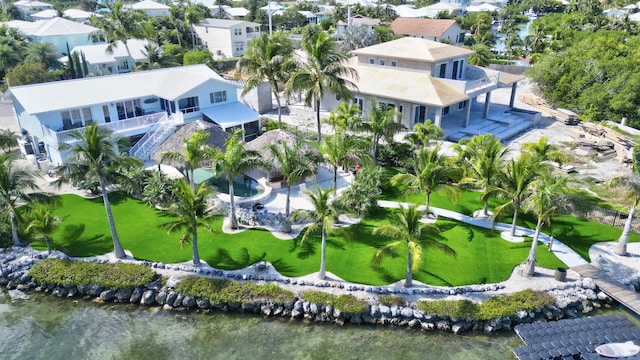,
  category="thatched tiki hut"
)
[245,129,321,186]
[150,120,229,177]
